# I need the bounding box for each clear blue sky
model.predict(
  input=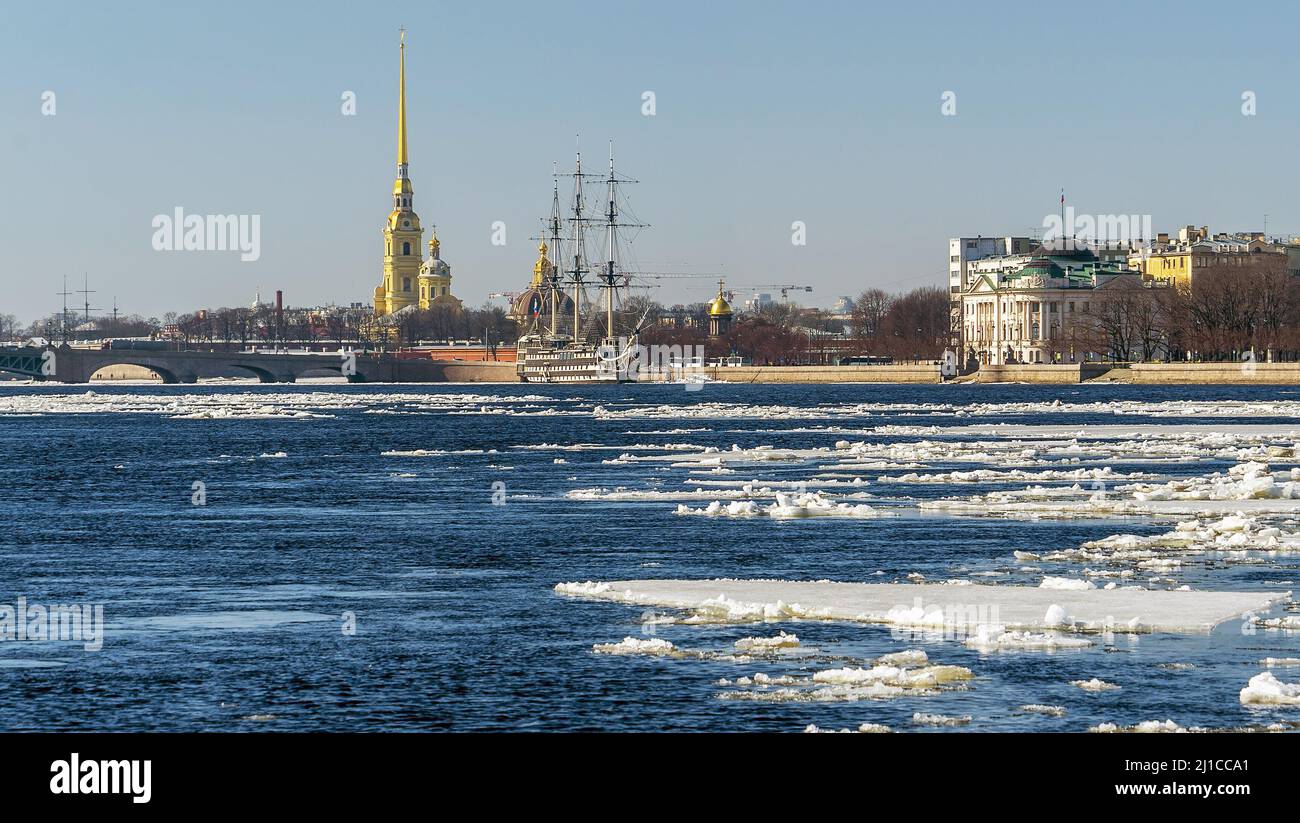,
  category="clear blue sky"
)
[2,0,1298,322]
